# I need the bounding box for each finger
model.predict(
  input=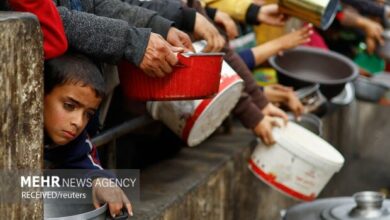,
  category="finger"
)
[170,46,185,53]
[202,34,214,52]
[165,50,178,66]
[265,130,275,145]
[92,197,101,209]
[378,36,385,46]
[122,193,133,217]
[262,132,270,146]
[181,38,195,52]
[271,118,283,128]
[178,34,194,52]
[108,203,123,218]
[159,60,173,75]
[153,68,165,78]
